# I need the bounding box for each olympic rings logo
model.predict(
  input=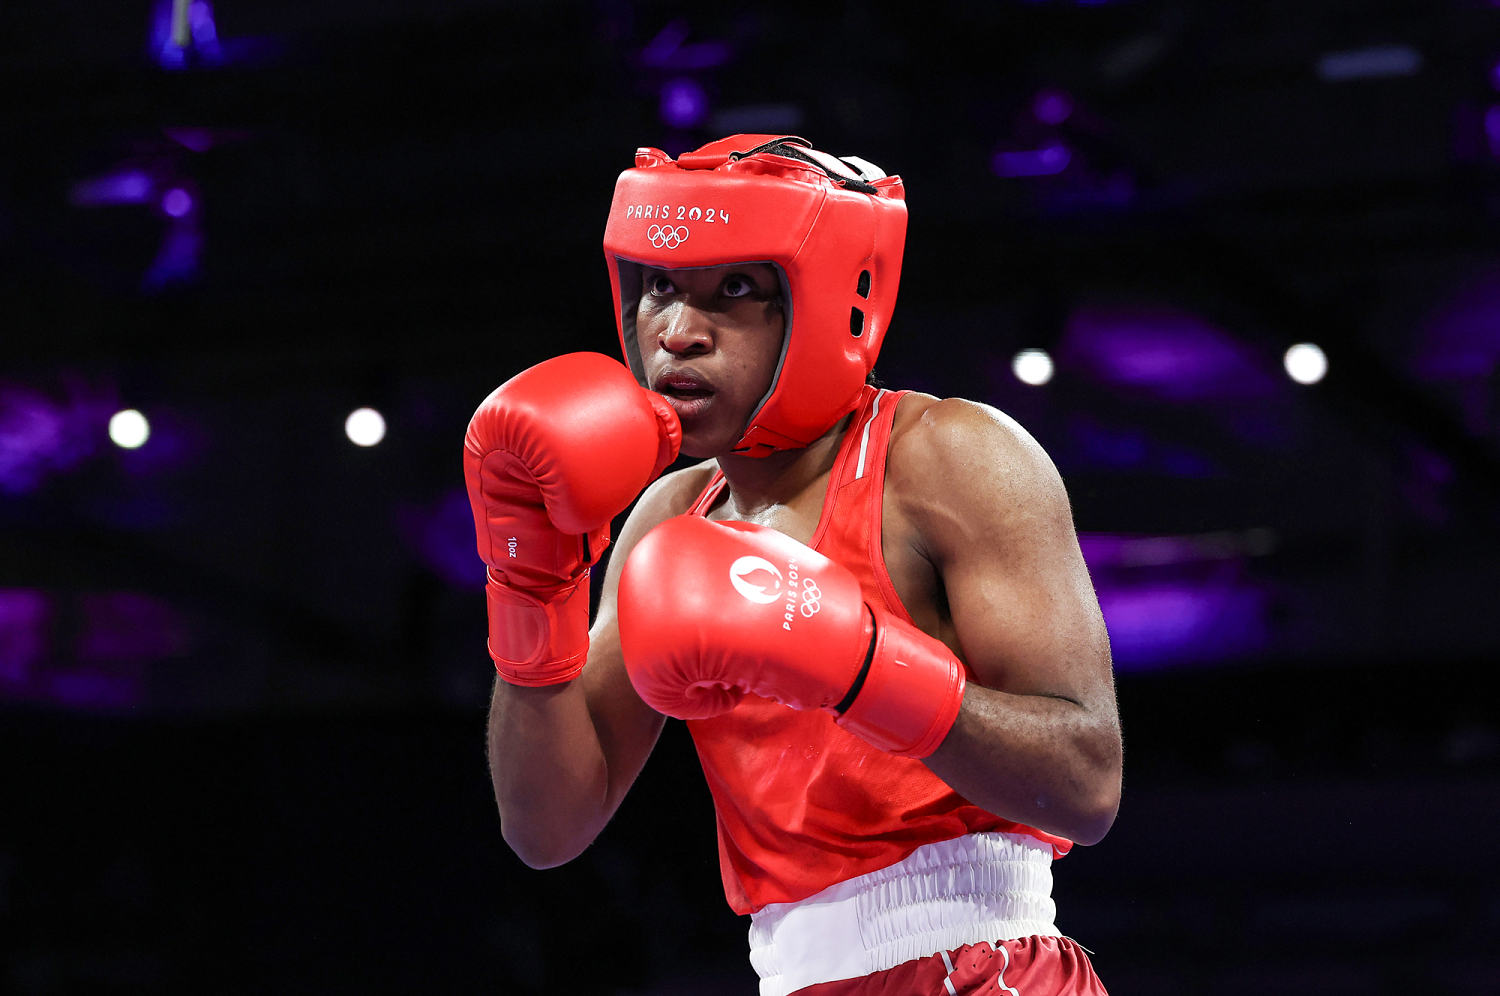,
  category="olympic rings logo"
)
[799,578,822,618]
[647,224,690,249]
